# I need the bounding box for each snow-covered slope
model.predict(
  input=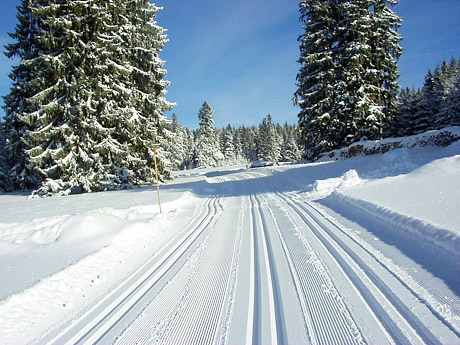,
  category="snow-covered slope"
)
[0,129,459,345]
